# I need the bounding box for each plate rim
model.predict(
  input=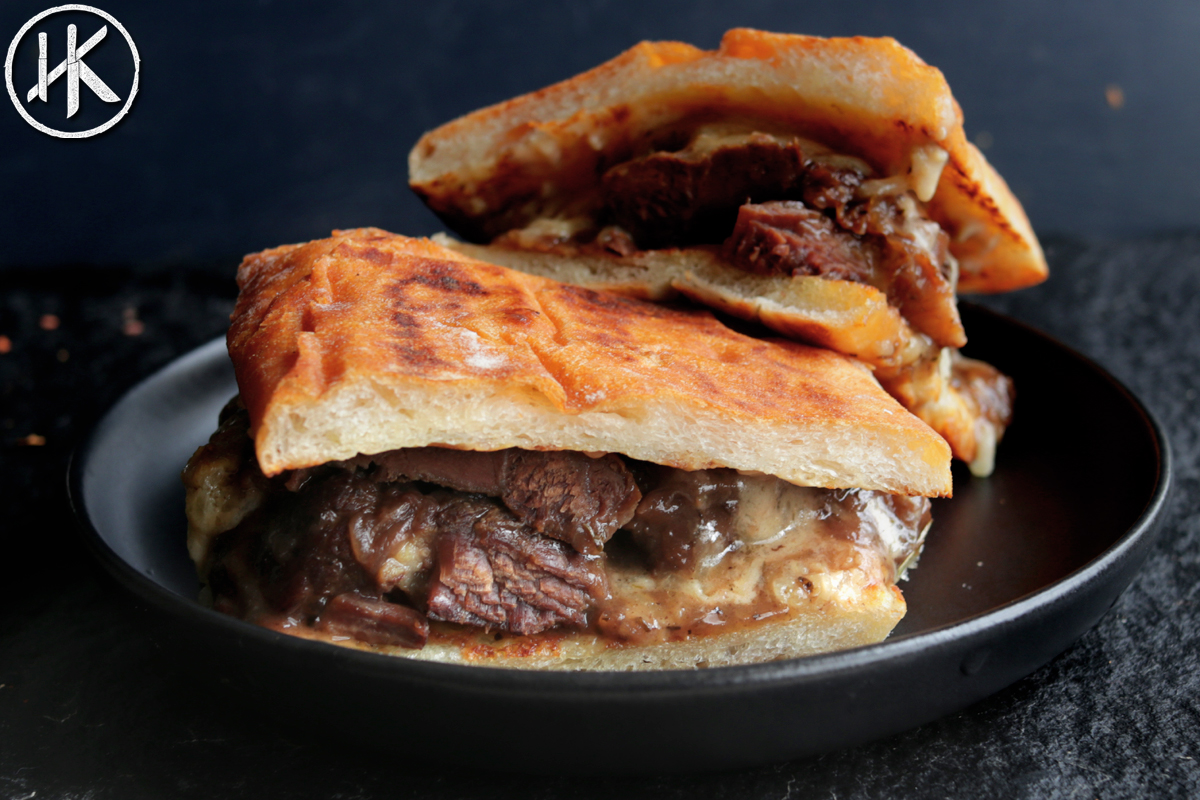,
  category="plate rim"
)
[67,304,1173,696]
